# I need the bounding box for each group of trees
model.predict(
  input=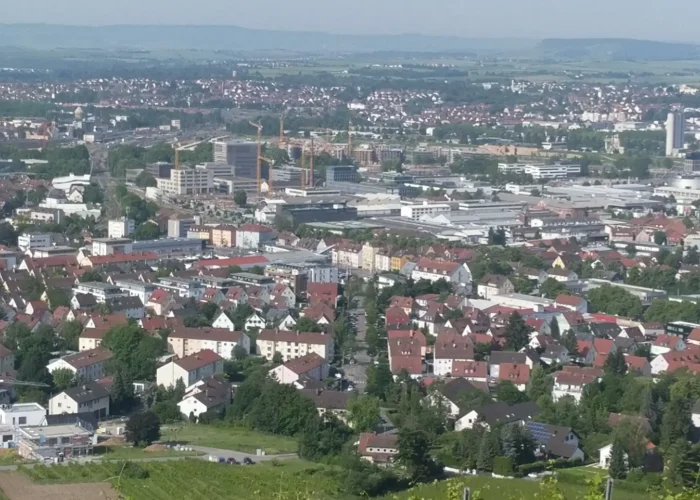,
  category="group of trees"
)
[107,142,213,178]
